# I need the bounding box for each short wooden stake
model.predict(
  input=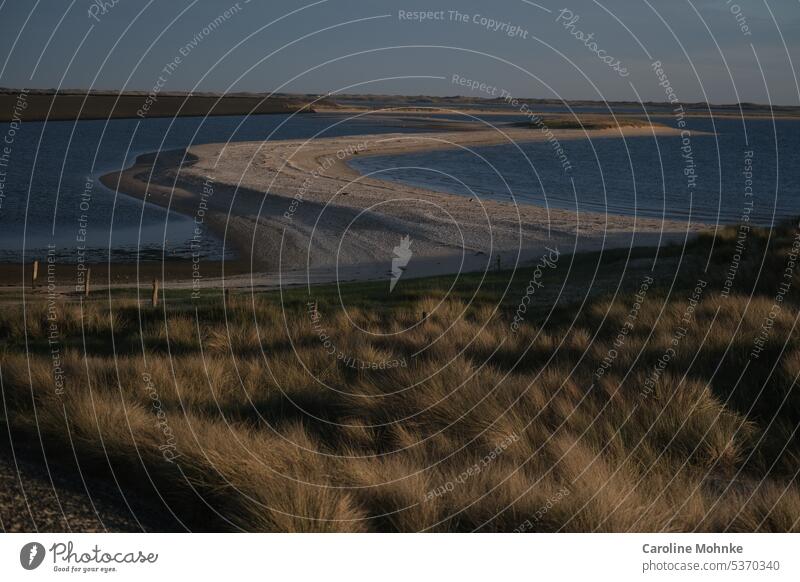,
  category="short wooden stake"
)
[84,267,91,297]
[152,278,159,307]
[32,260,39,288]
